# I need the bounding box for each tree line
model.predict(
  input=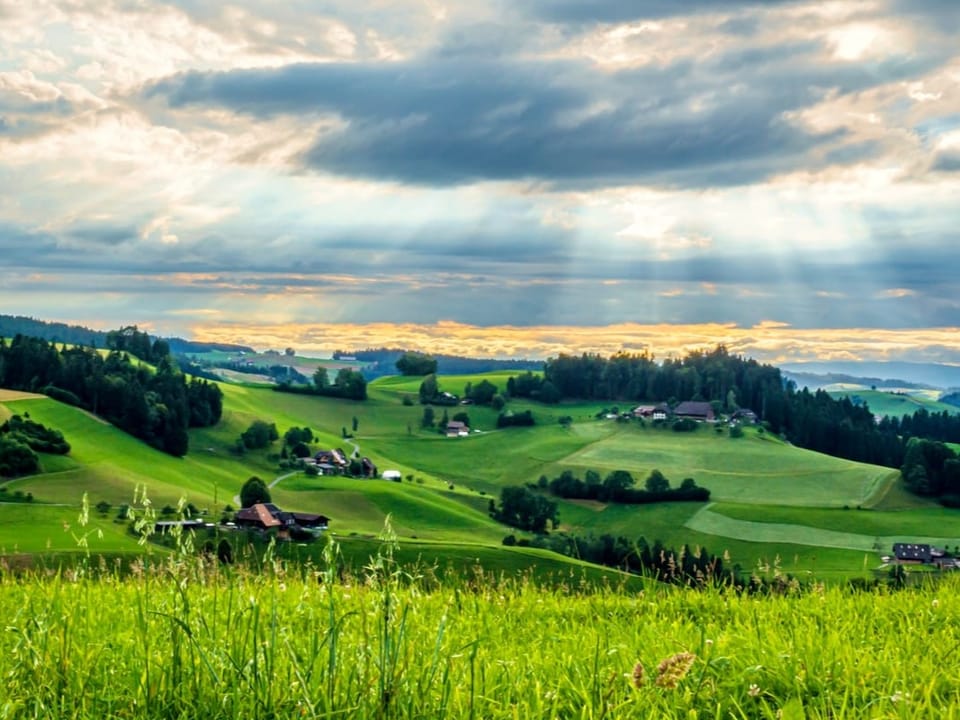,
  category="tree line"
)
[272,366,368,401]
[0,334,222,456]
[545,468,710,504]
[505,533,732,587]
